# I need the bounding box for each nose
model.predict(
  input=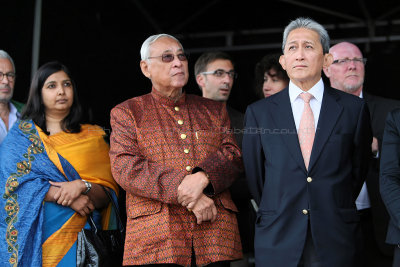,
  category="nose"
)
[222,73,232,83]
[1,75,10,84]
[264,79,273,89]
[57,86,66,95]
[172,55,183,66]
[295,47,305,60]
[347,60,357,70]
